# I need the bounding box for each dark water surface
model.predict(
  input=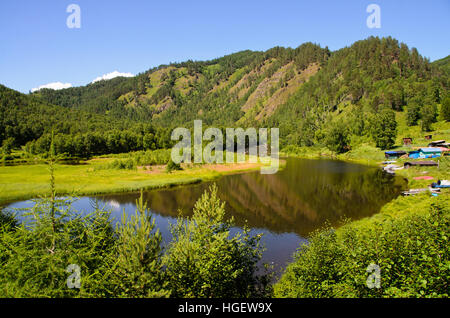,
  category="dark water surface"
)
[6,158,408,274]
